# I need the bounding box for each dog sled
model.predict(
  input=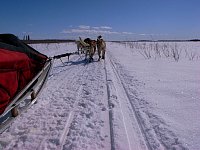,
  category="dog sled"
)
[0,34,72,133]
